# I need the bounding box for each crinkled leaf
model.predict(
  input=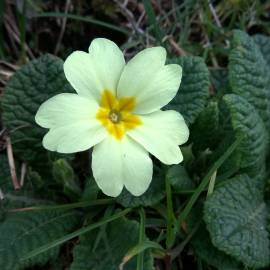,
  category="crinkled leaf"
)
[204,174,270,268]
[219,94,267,185]
[166,164,194,191]
[210,68,230,94]
[52,159,81,200]
[0,155,13,192]
[1,54,74,167]
[192,225,241,270]
[80,177,99,202]
[0,155,31,213]
[253,34,270,67]
[0,155,57,213]
[167,56,210,125]
[70,217,154,270]
[0,210,80,270]
[188,204,241,270]
[117,173,165,207]
[229,30,270,130]
[191,101,220,153]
